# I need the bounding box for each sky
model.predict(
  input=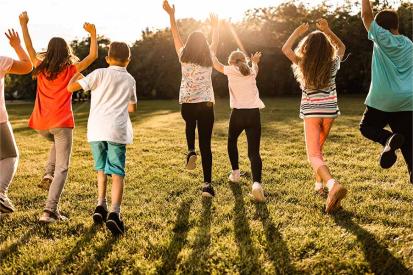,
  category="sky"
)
[0,0,363,57]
